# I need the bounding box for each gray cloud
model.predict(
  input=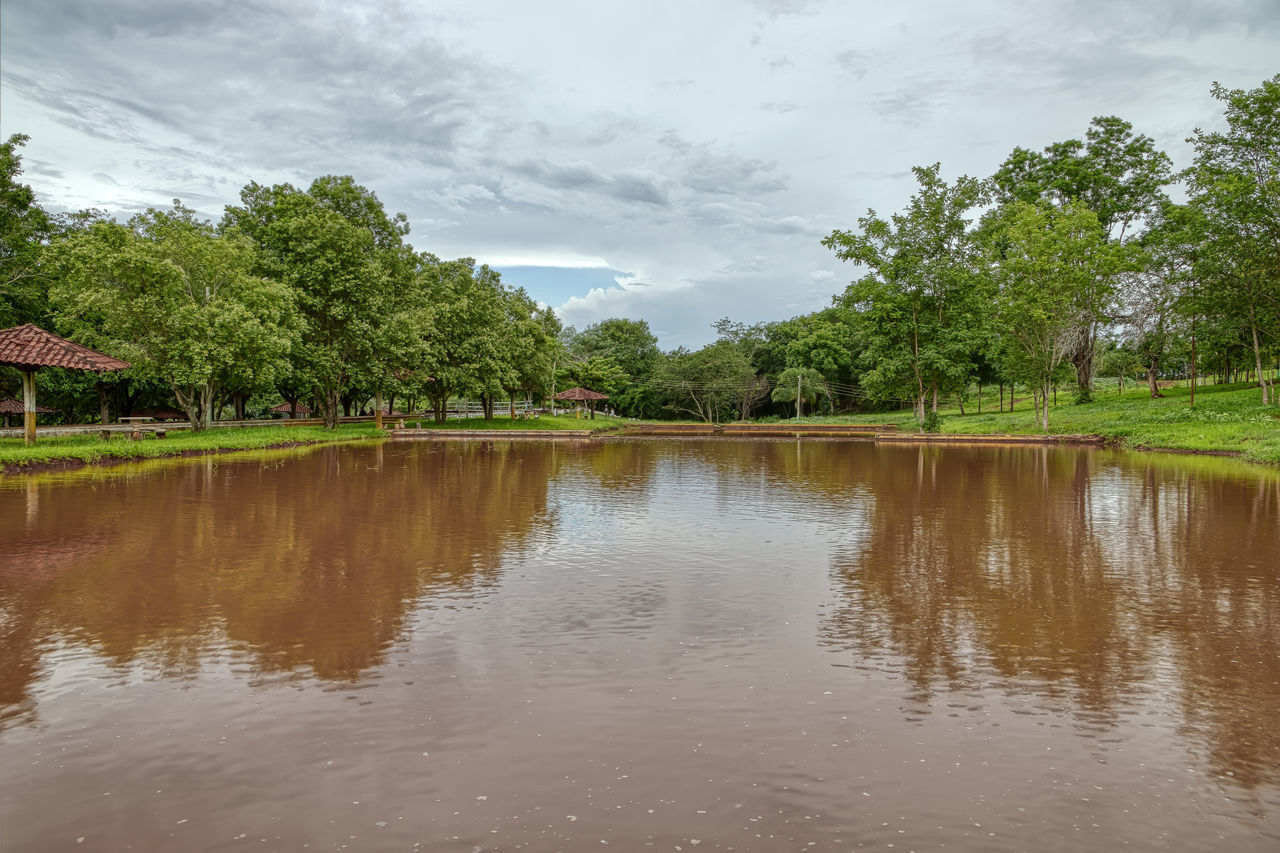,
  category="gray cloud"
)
[835,49,871,79]
[503,159,670,207]
[1,0,1274,348]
